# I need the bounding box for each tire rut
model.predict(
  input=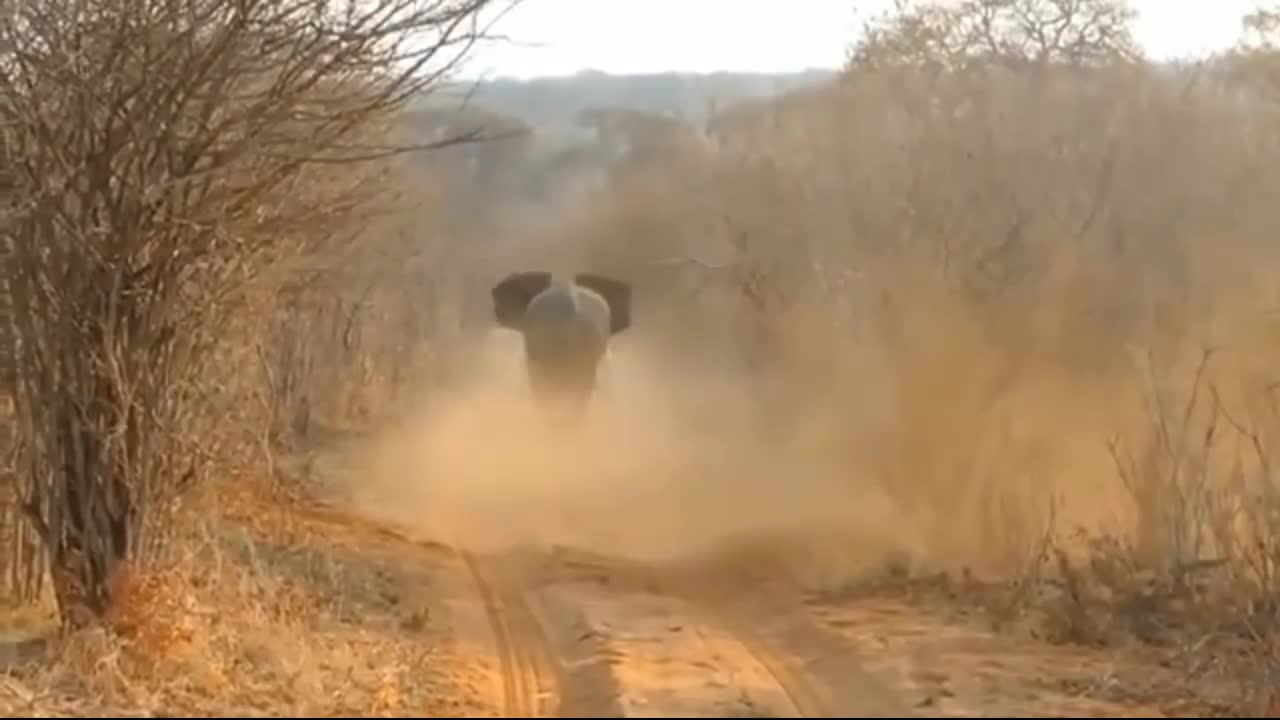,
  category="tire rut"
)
[701,584,916,718]
[462,552,561,717]
[462,550,625,718]
[553,548,916,718]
